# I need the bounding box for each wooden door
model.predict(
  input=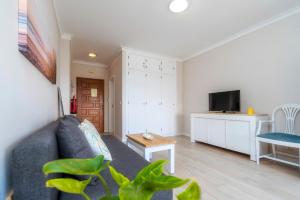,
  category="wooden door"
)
[77,78,104,133]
